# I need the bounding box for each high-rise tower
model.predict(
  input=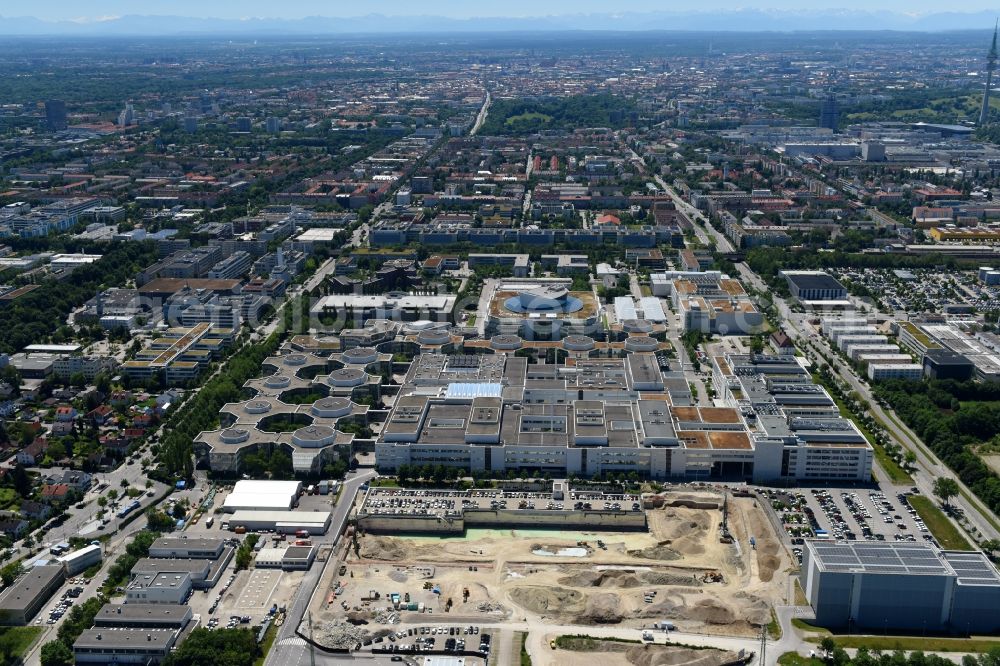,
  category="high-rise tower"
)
[819,95,839,132]
[979,22,998,126]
